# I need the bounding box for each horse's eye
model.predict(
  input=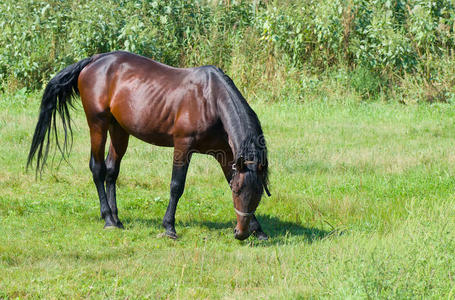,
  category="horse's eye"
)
[230,179,242,194]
